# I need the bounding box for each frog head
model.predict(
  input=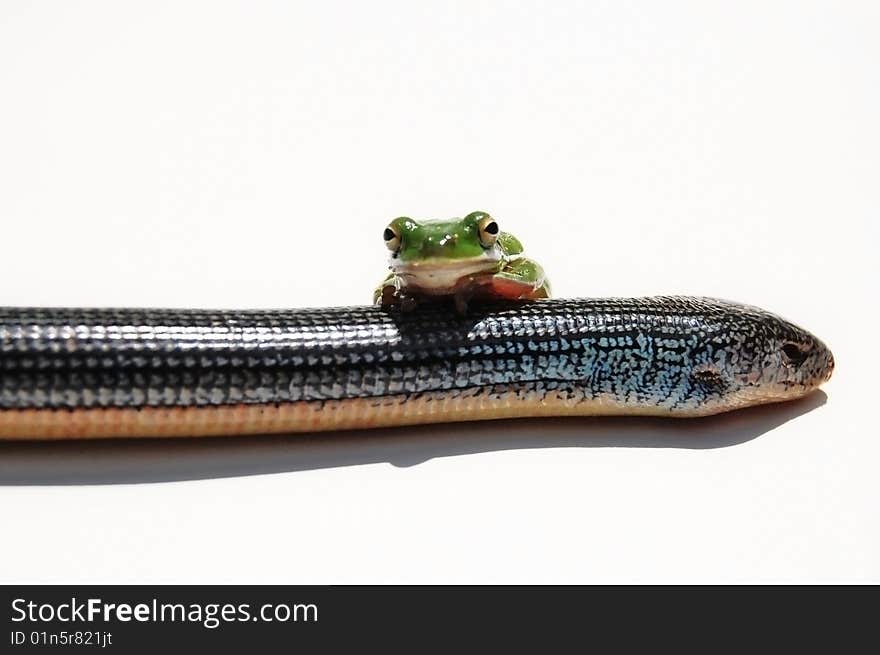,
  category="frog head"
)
[382,211,506,294]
